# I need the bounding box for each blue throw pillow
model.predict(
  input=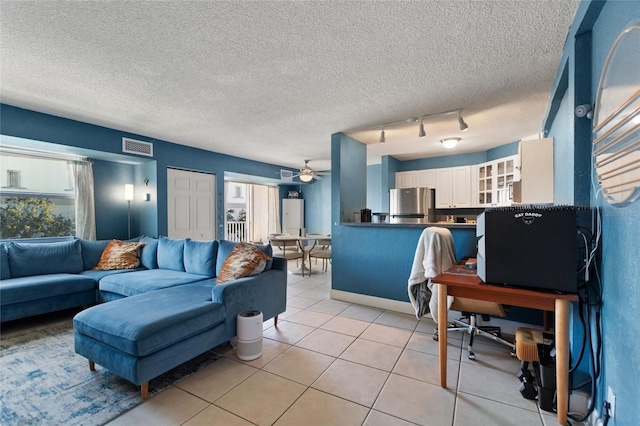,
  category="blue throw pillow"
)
[8,239,84,277]
[216,240,273,276]
[79,239,111,270]
[0,242,10,279]
[139,236,159,270]
[157,237,186,271]
[184,239,218,277]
